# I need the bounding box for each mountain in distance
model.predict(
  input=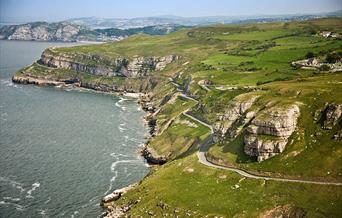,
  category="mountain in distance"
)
[0,10,340,42]
[65,10,342,29]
